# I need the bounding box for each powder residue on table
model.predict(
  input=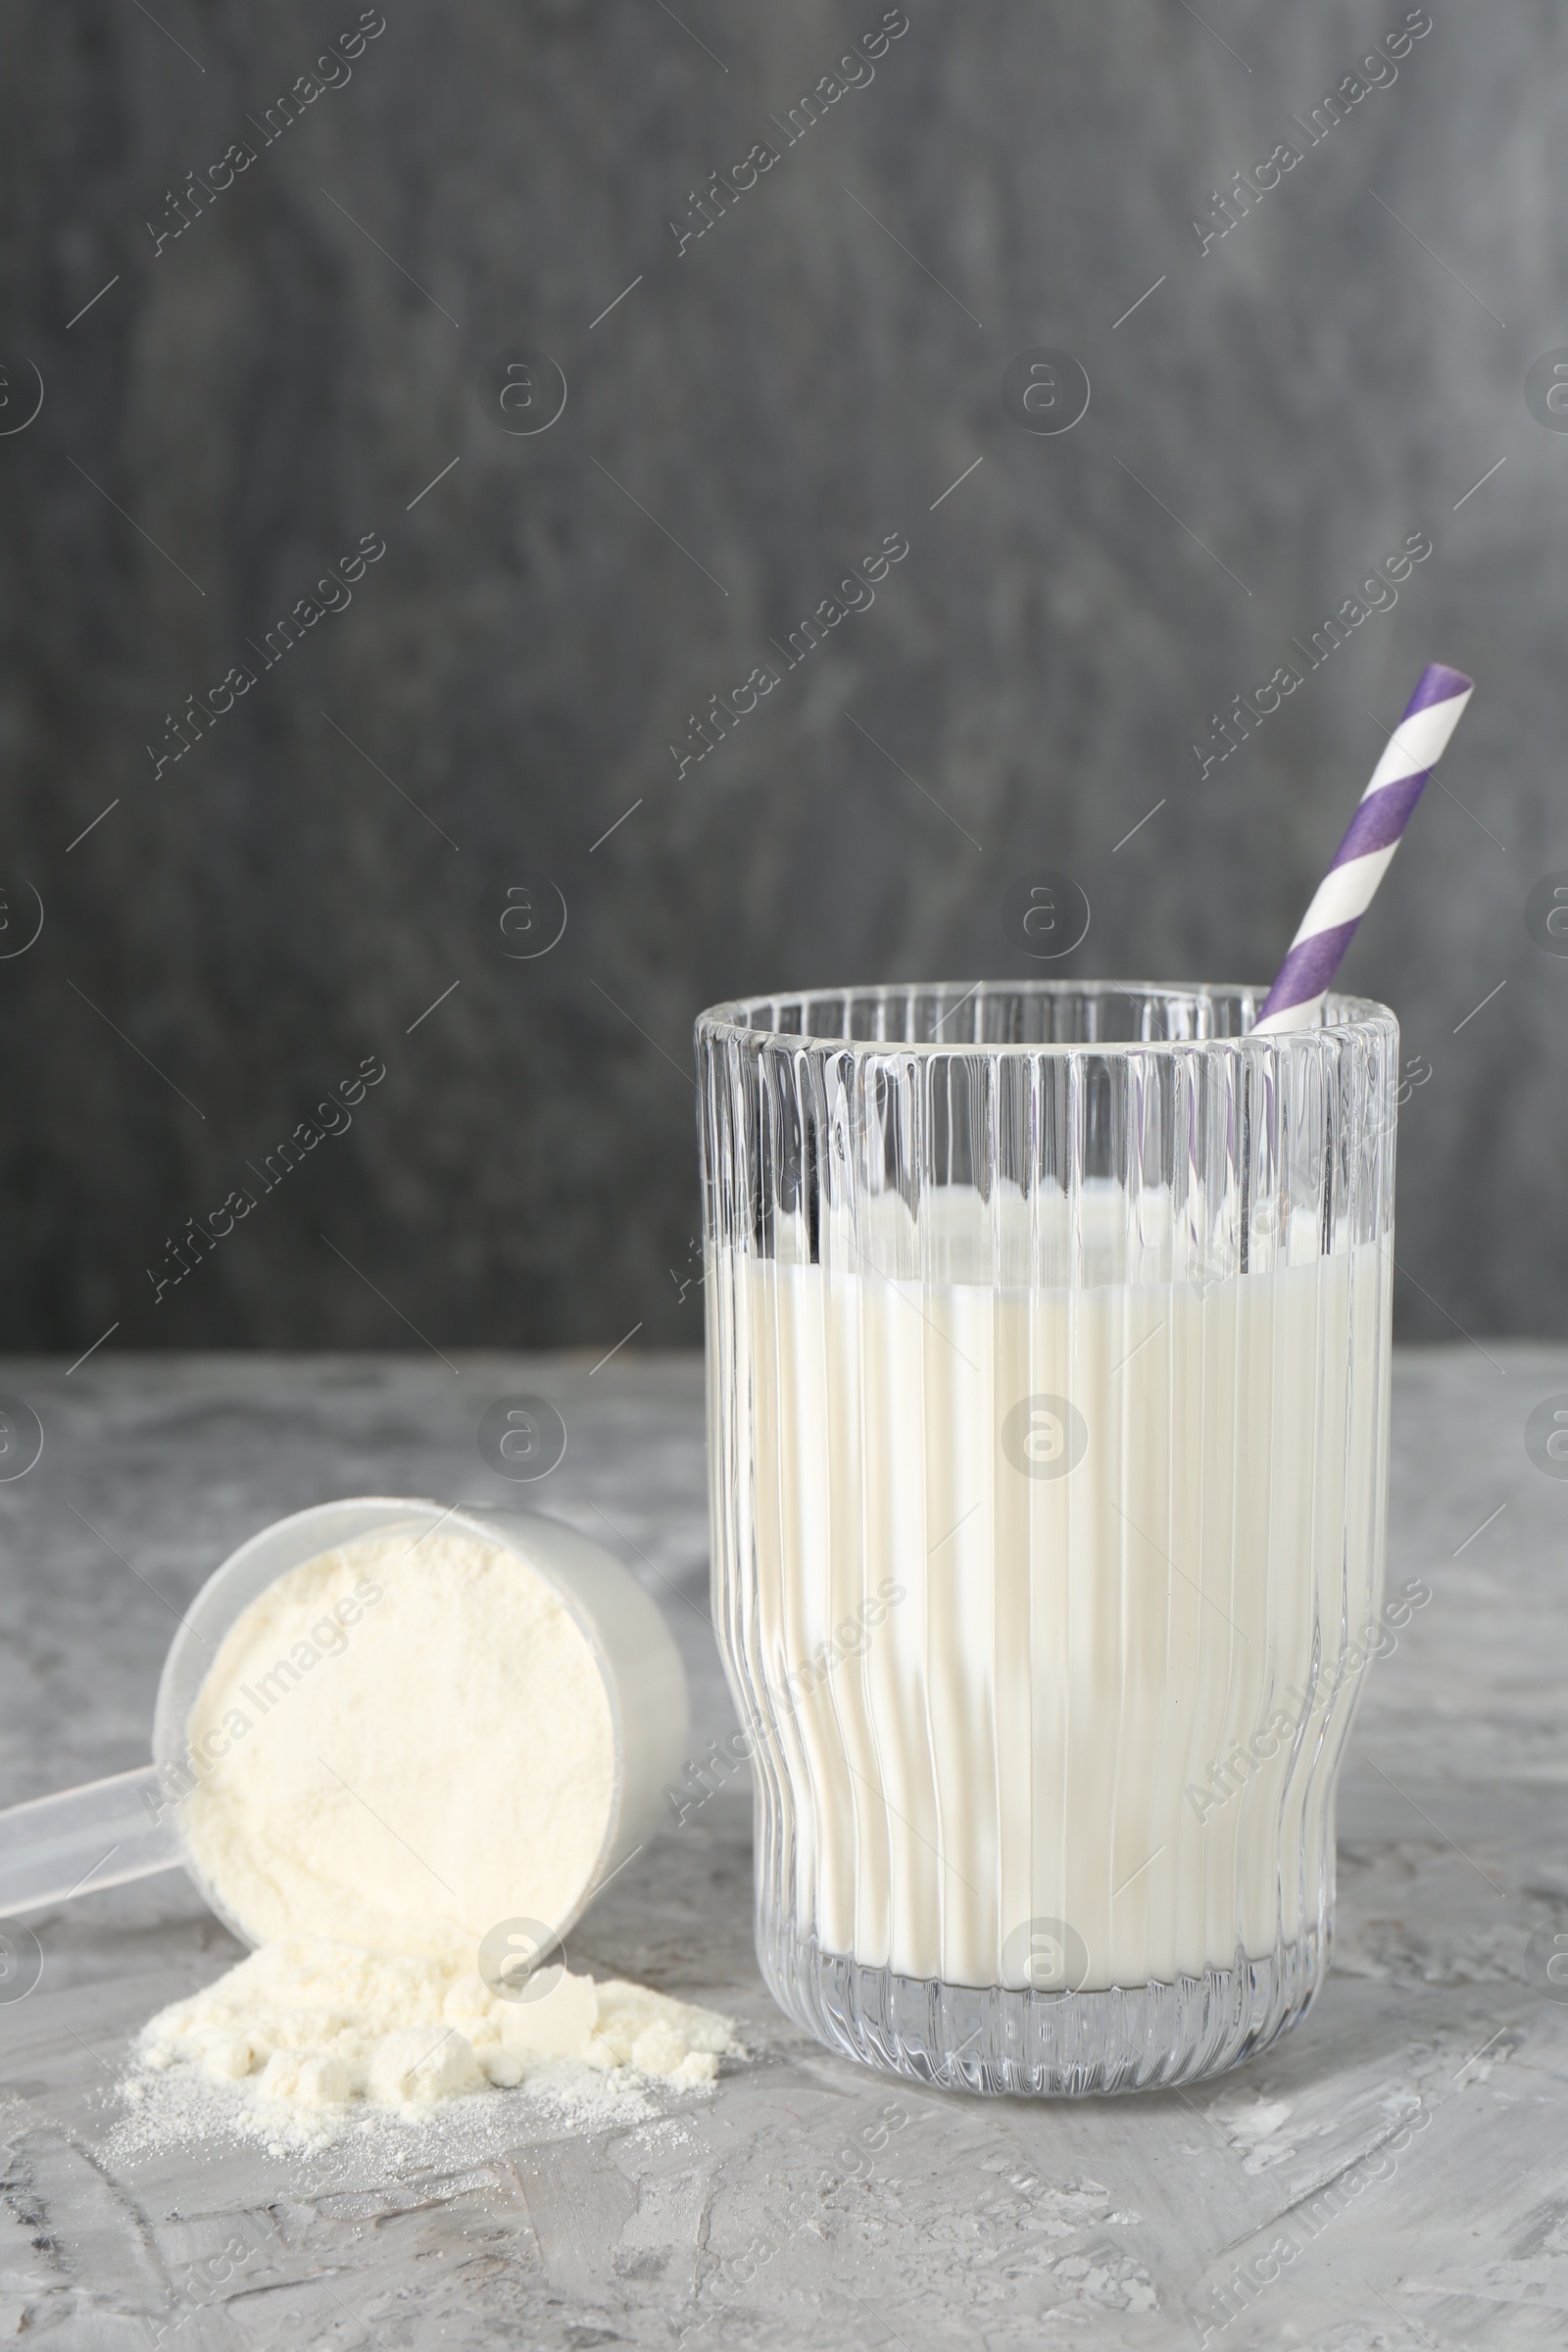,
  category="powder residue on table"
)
[140,1938,741,2120]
